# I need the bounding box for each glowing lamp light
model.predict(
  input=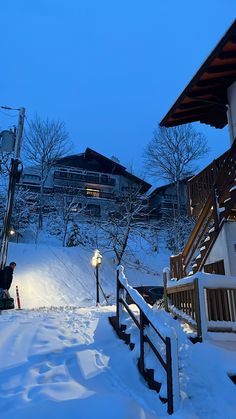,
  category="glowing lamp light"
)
[91,249,102,267]
[9,228,15,236]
